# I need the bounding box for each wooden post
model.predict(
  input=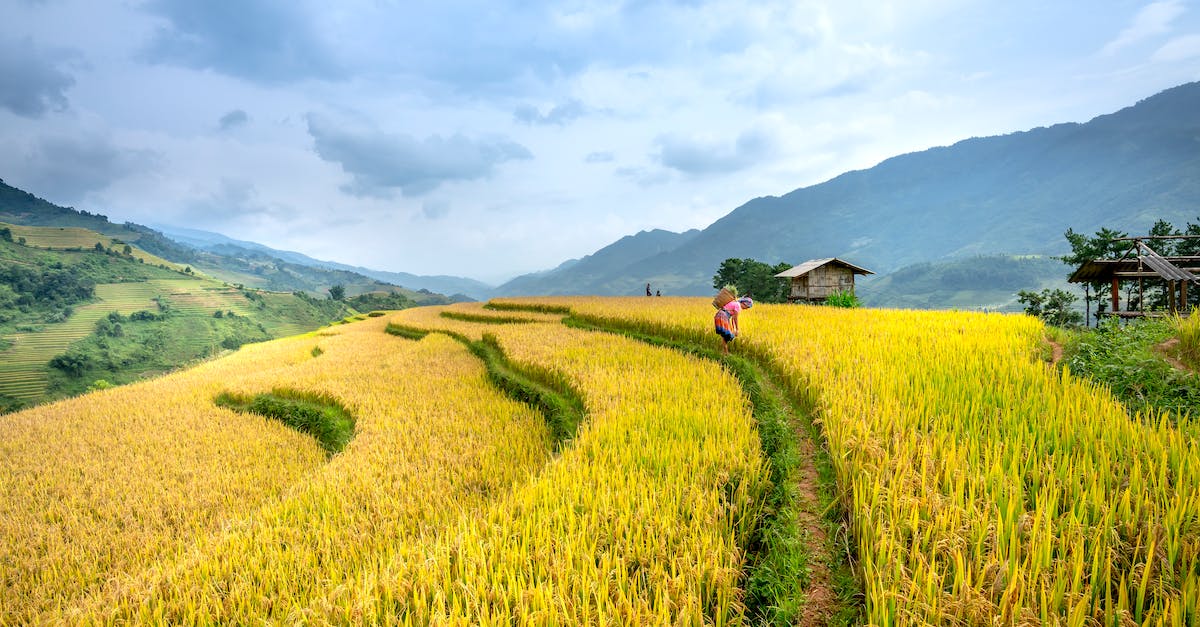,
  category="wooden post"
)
[1170,280,1177,314]
[1184,281,1190,313]
[1111,277,1120,314]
